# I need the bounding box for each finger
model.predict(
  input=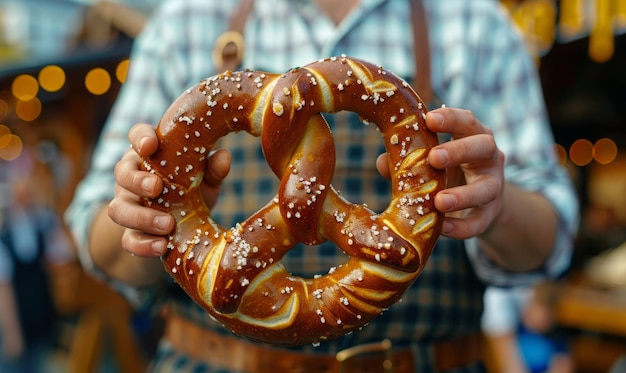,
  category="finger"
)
[114,150,163,198]
[434,174,500,213]
[128,123,159,156]
[376,153,391,179]
[114,182,141,202]
[203,148,232,187]
[428,134,498,169]
[426,108,493,140]
[108,196,174,236]
[121,229,169,257]
[440,210,495,240]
